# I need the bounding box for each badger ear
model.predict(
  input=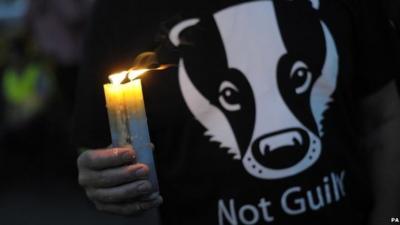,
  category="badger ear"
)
[169,18,200,46]
[309,0,320,10]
